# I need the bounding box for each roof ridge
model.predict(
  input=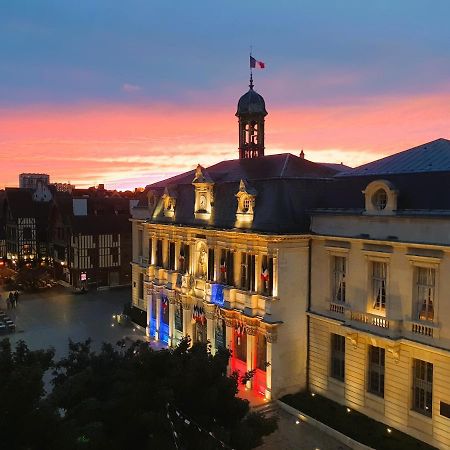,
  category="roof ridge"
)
[280,153,291,177]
